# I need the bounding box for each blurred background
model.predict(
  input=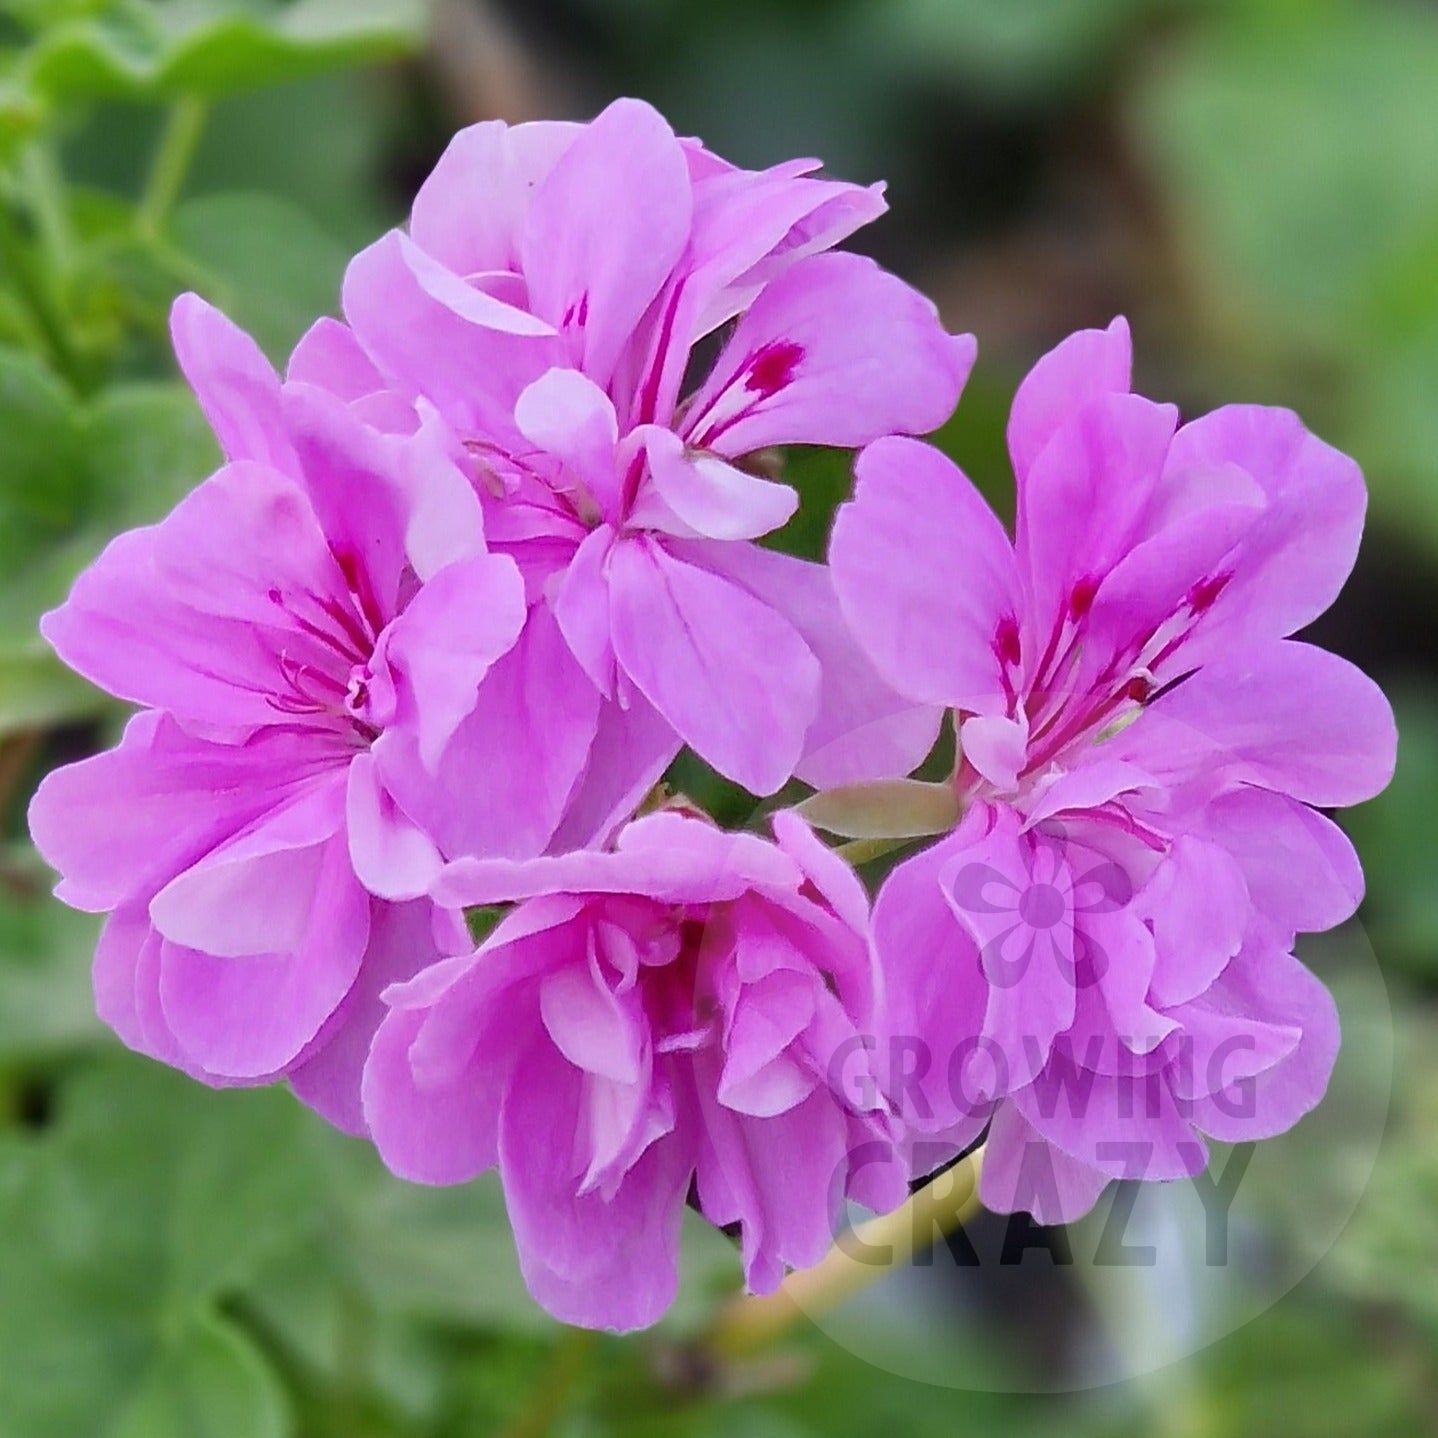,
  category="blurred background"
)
[2,1,1435,1434]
